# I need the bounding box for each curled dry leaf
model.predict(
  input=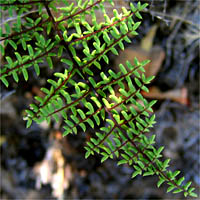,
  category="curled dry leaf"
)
[141,86,189,105]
